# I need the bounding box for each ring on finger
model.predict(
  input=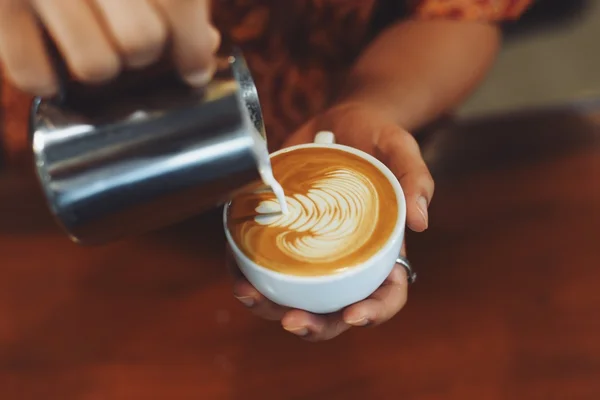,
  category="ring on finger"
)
[396,256,417,285]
